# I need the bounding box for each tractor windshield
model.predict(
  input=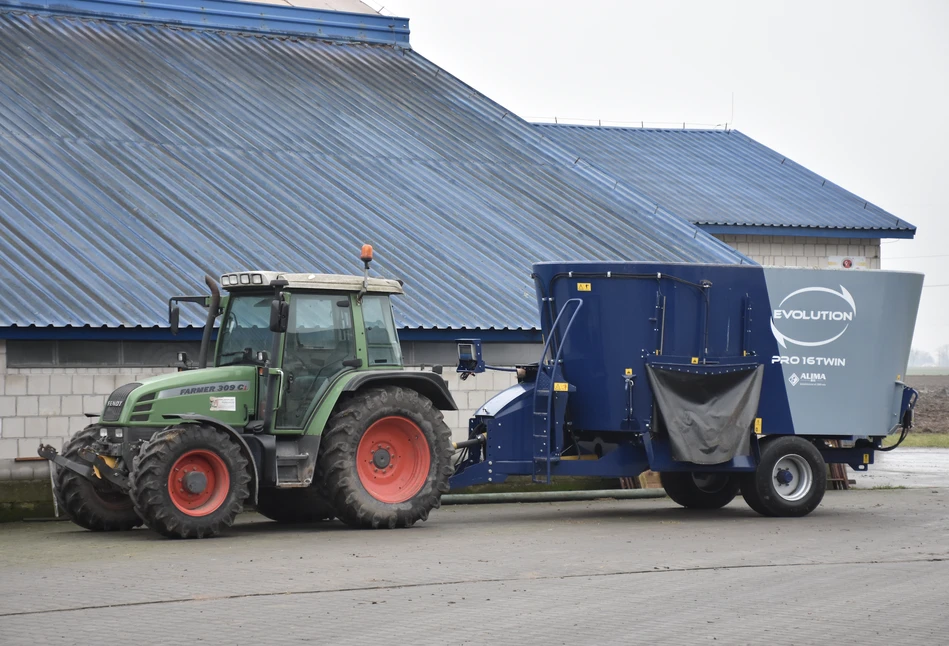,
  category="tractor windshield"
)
[216,295,273,367]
